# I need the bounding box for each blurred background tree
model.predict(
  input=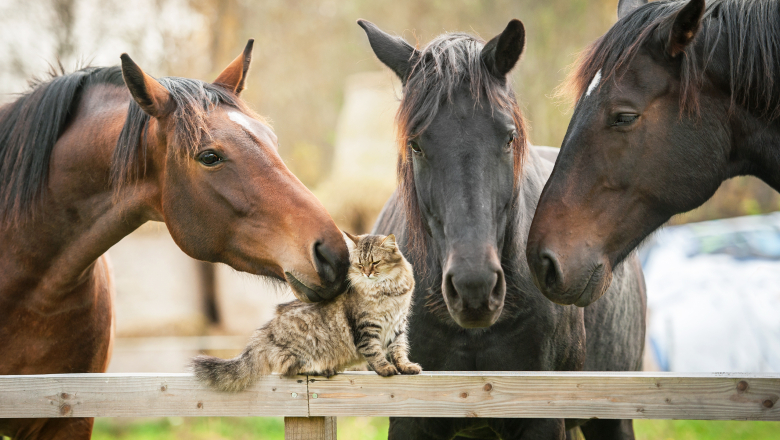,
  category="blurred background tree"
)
[0,0,777,222]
